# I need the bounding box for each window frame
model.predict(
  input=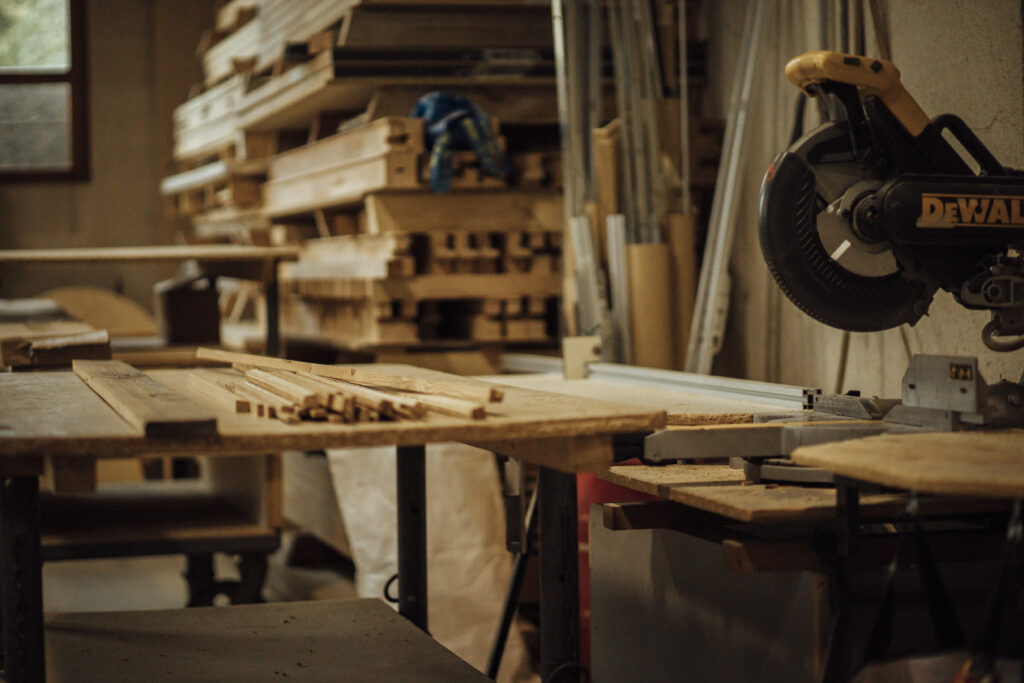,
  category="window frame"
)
[0,0,89,182]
